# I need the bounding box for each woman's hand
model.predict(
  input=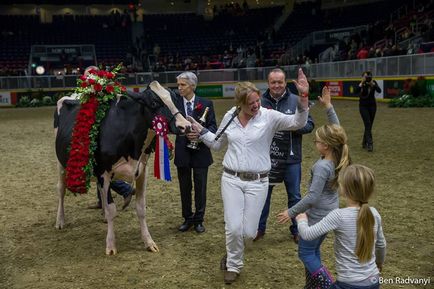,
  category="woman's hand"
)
[186,131,200,141]
[276,210,291,224]
[296,213,308,222]
[318,86,332,109]
[293,68,309,95]
[293,68,309,110]
[186,116,204,134]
